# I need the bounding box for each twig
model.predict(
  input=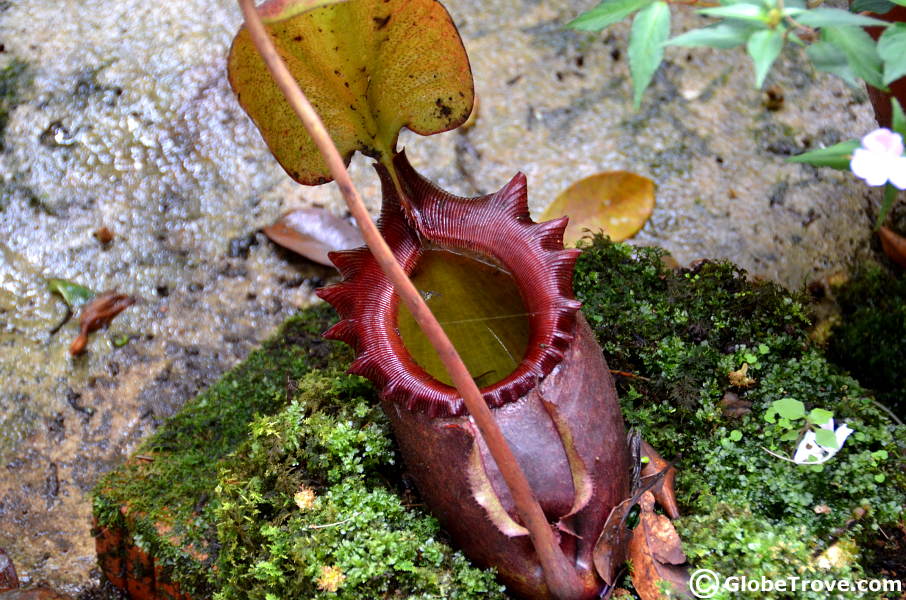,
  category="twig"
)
[307,513,360,529]
[234,3,584,598]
